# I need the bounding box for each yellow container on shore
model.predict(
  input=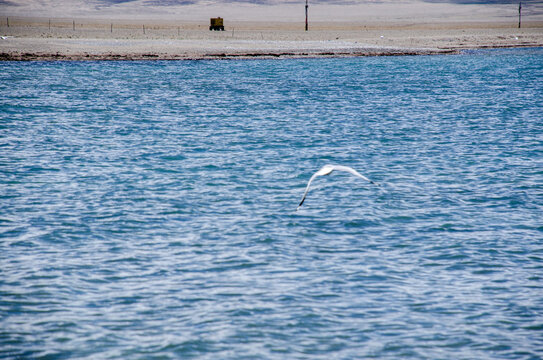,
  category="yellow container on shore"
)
[210,18,224,31]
